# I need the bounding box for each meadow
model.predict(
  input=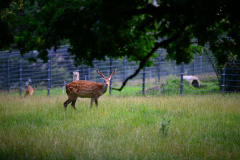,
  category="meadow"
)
[1,93,240,159]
